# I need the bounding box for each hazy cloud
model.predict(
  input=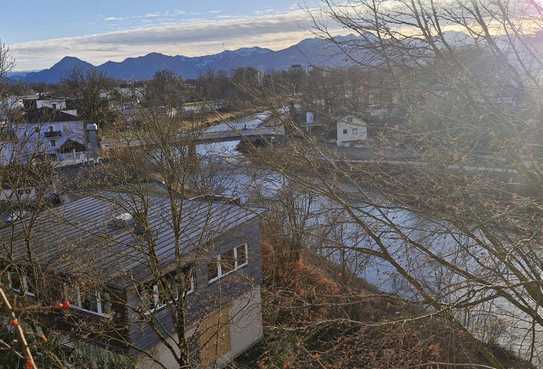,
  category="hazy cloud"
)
[105,16,125,22]
[104,9,187,23]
